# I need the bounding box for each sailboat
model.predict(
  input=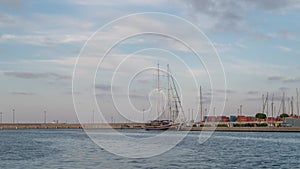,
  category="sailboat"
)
[144,64,183,130]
